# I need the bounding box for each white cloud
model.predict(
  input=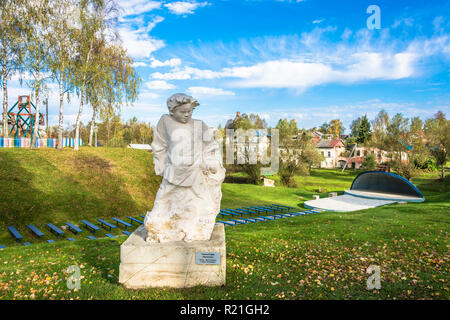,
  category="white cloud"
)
[119,0,162,17]
[165,1,210,15]
[226,51,418,89]
[150,58,182,68]
[118,14,166,59]
[187,87,235,97]
[139,91,161,100]
[146,80,176,90]
[151,66,222,80]
[151,50,419,90]
[118,25,165,59]
[312,19,324,24]
[133,61,148,67]
[151,26,450,91]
